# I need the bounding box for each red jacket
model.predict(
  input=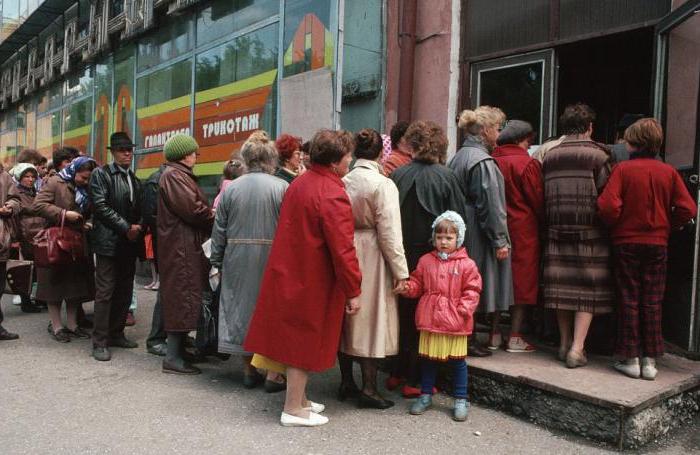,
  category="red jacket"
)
[404,248,482,336]
[492,144,544,305]
[243,165,362,372]
[382,149,412,176]
[597,157,697,245]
